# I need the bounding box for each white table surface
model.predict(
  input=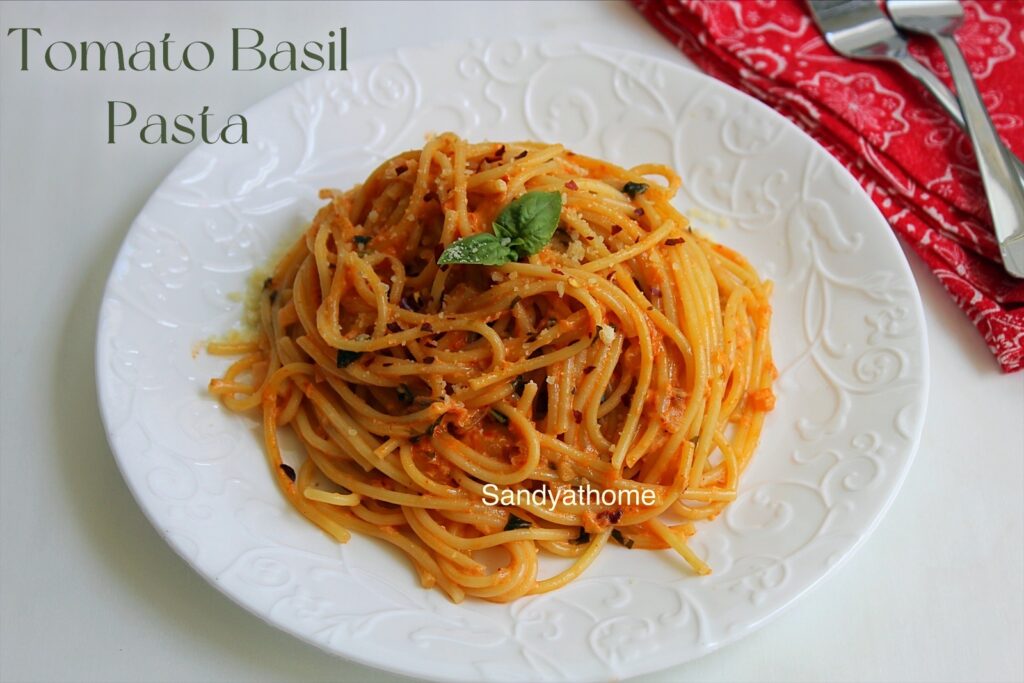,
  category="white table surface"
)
[1,2,1021,682]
